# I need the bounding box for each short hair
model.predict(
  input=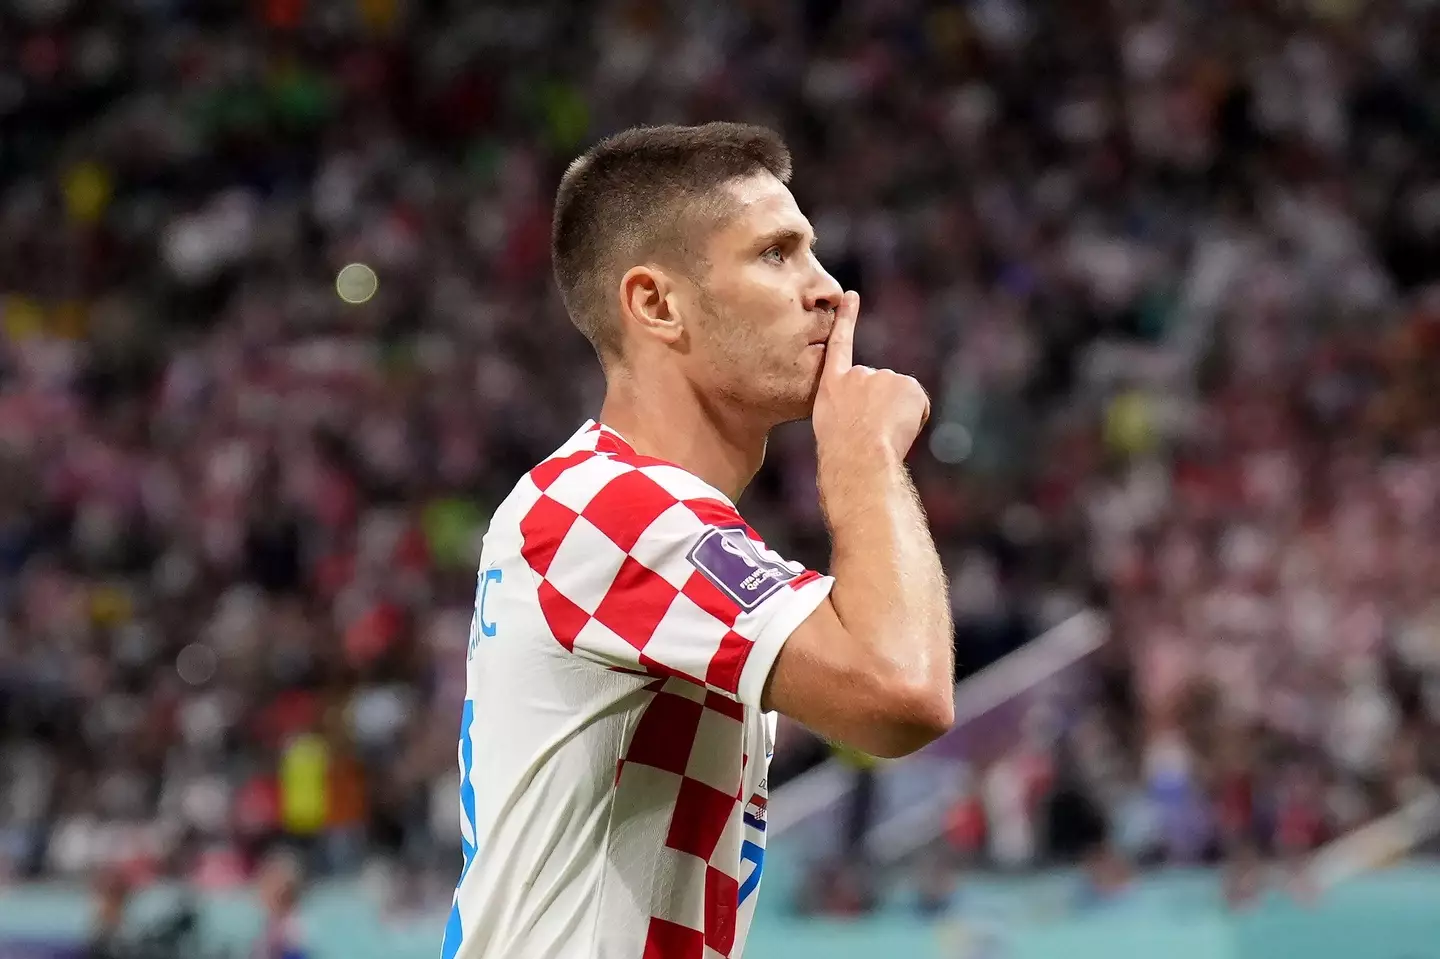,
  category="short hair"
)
[551,122,793,362]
